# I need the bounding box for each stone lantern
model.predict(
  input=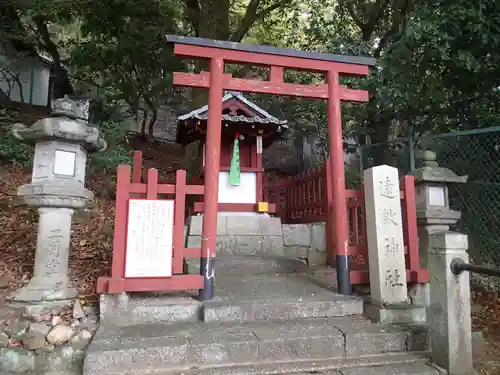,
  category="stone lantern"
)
[8,96,107,305]
[408,149,467,305]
